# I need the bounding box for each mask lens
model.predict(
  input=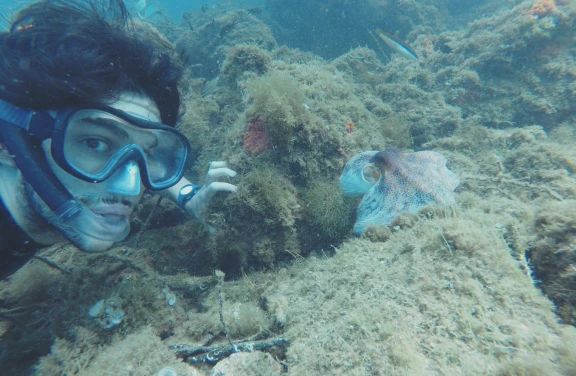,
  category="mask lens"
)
[62,110,187,188]
[144,129,187,185]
